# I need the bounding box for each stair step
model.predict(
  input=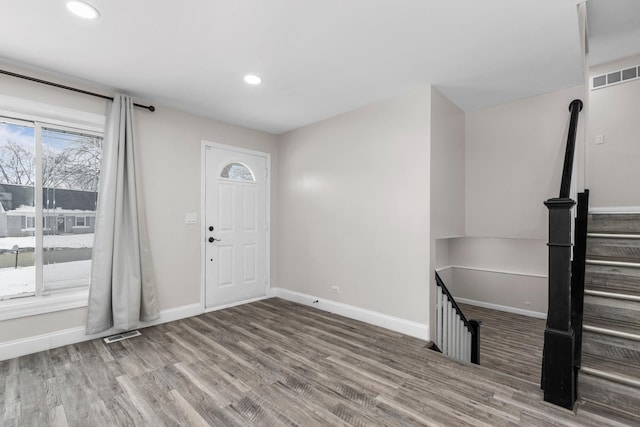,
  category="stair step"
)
[583,294,640,336]
[588,213,640,234]
[579,213,640,418]
[579,400,640,427]
[586,237,640,263]
[581,331,640,378]
[585,264,640,297]
[579,370,640,418]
